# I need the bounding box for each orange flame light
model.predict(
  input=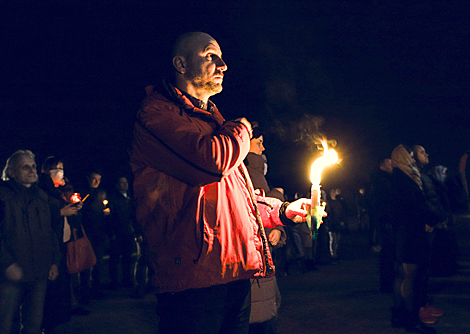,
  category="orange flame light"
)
[310,139,338,207]
[70,193,81,203]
